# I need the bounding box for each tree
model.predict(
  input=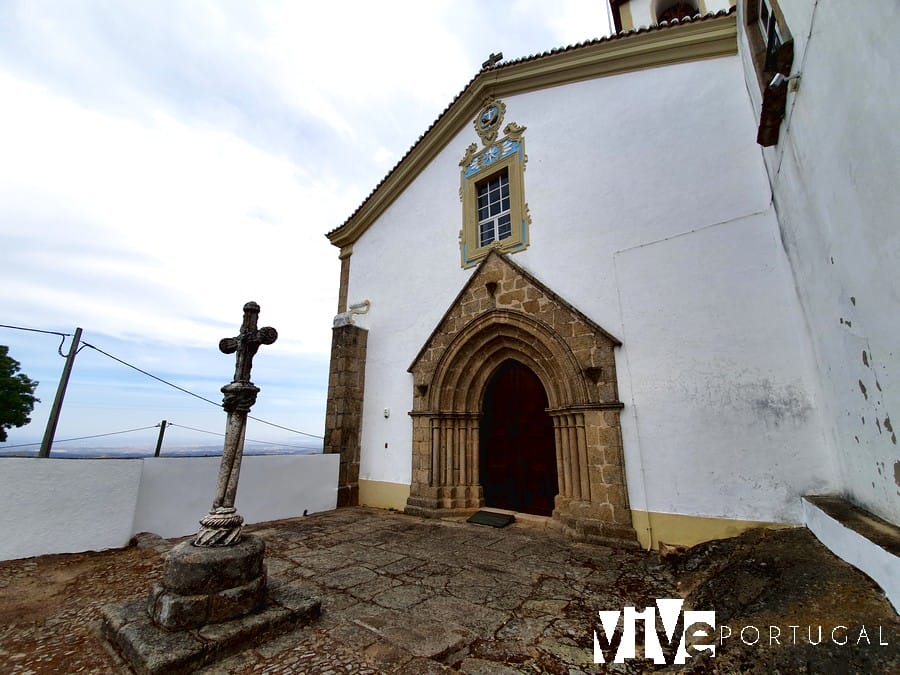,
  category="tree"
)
[0,345,40,442]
